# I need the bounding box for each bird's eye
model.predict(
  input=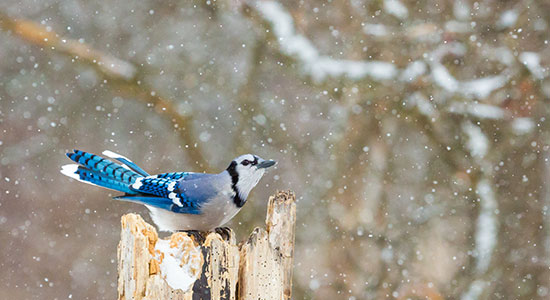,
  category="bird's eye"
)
[242,160,250,166]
